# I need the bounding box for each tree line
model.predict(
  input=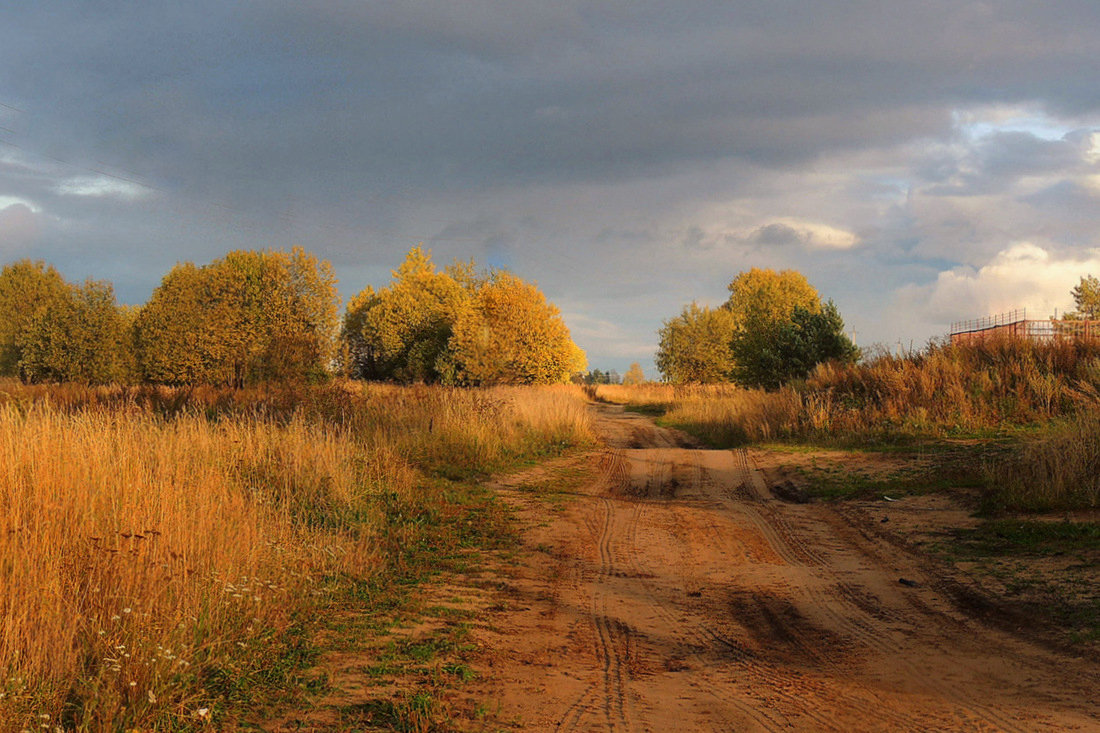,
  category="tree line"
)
[656,268,859,388]
[657,269,1100,388]
[0,247,585,386]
